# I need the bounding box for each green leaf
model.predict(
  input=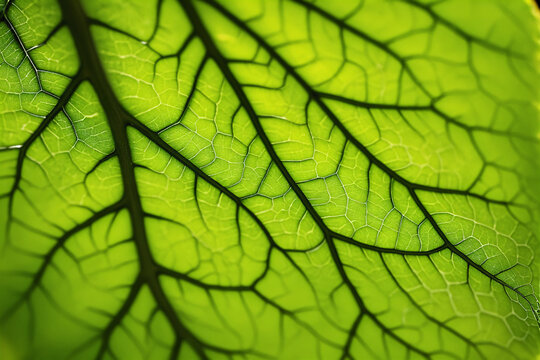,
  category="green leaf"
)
[1,0,539,359]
